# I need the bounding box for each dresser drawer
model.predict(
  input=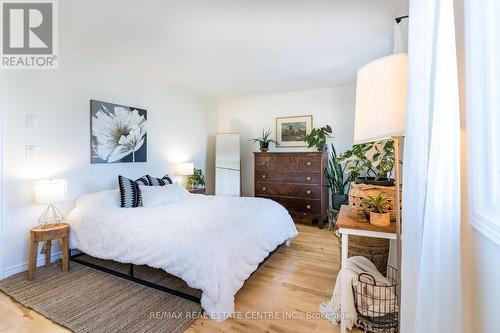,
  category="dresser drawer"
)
[297,155,322,171]
[255,171,321,184]
[255,154,275,171]
[262,196,322,214]
[255,182,321,199]
[275,154,297,171]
